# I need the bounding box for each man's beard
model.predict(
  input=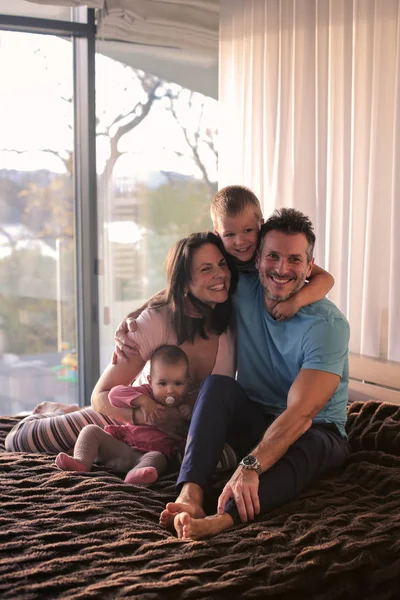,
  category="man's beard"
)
[261,271,308,302]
